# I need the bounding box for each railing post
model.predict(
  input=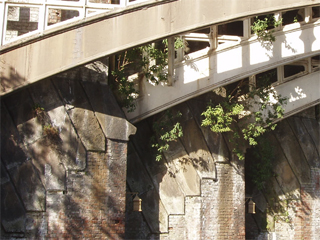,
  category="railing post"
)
[119,0,127,7]
[243,18,250,39]
[277,66,284,83]
[274,12,282,30]
[209,25,218,50]
[167,36,174,86]
[305,7,312,23]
